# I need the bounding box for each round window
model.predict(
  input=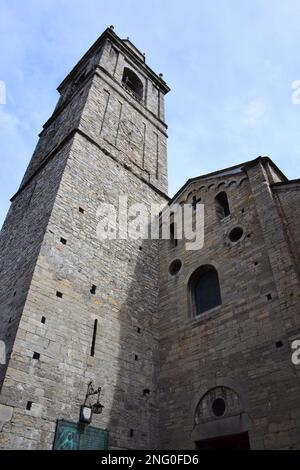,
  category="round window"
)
[229,227,244,243]
[169,259,182,276]
[212,398,226,417]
